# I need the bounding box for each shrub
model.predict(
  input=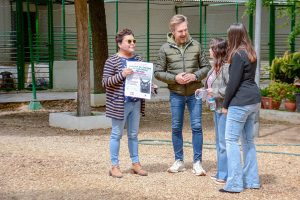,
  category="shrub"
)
[260,87,269,97]
[267,81,287,103]
[285,83,298,102]
[270,51,300,83]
